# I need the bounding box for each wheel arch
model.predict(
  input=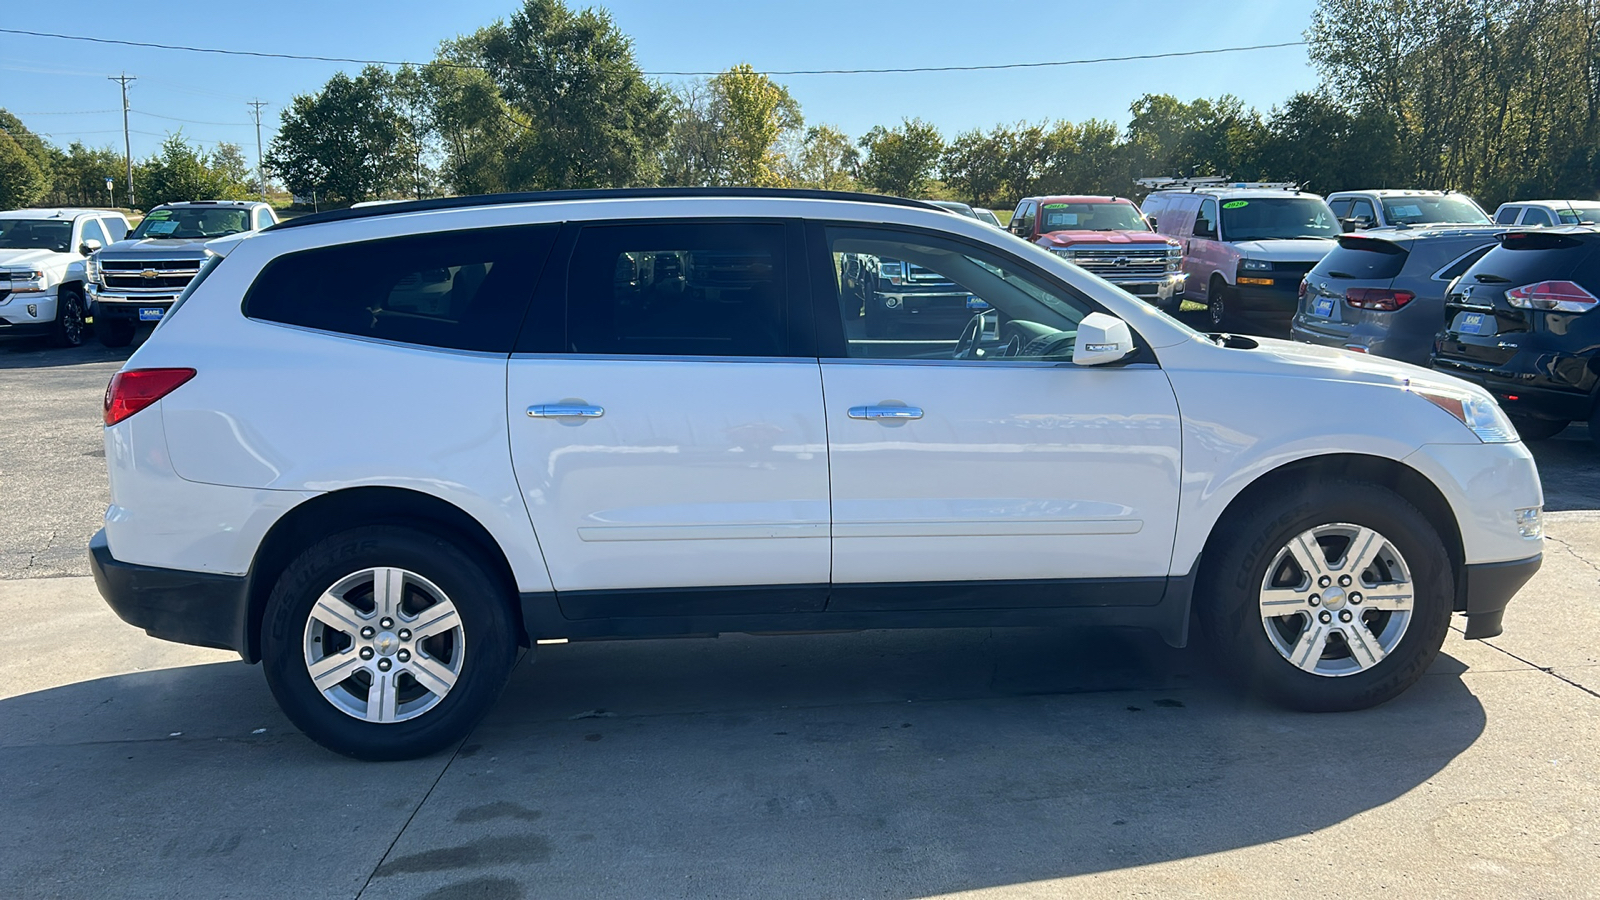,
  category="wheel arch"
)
[241,486,527,663]
[1194,453,1466,611]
